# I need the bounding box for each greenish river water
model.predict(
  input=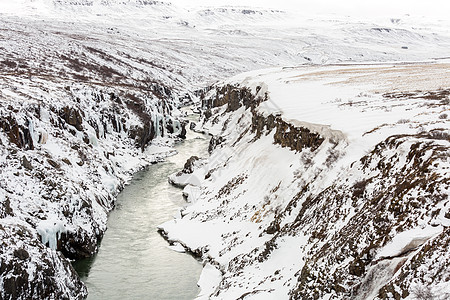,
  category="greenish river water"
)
[73,114,208,300]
